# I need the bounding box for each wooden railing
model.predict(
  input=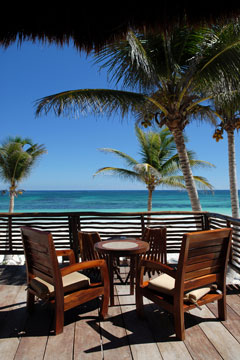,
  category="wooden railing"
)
[0,210,240,272]
[205,212,240,273]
